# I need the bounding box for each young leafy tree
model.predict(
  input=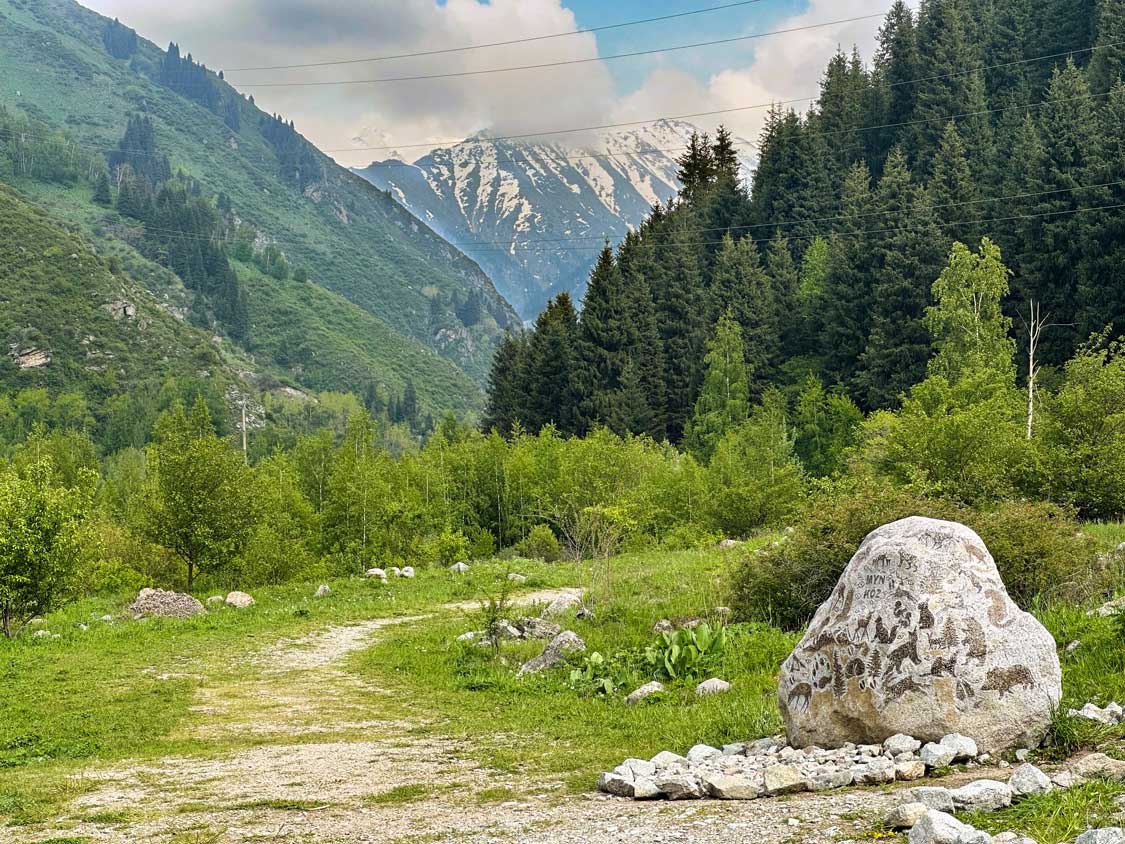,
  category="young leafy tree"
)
[0,460,93,638]
[684,311,751,460]
[139,399,261,591]
[925,238,1017,384]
